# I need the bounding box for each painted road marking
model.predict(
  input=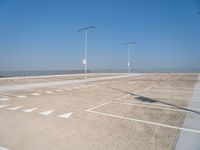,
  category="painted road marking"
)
[22,107,38,112]
[86,95,130,112]
[54,89,64,92]
[17,95,27,98]
[31,93,42,96]
[86,109,200,134]
[58,112,73,119]
[112,101,200,113]
[0,98,9,101]
[39,110,54,116]
[86,101,112,112]
[0,91,20,97]
[44,91,53,94]
[8,106,24,110]
[0,146,10,150]
[73,87,81,89]
[116,98,200,109]
[0,104,9,108]
[66,89,73,91]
